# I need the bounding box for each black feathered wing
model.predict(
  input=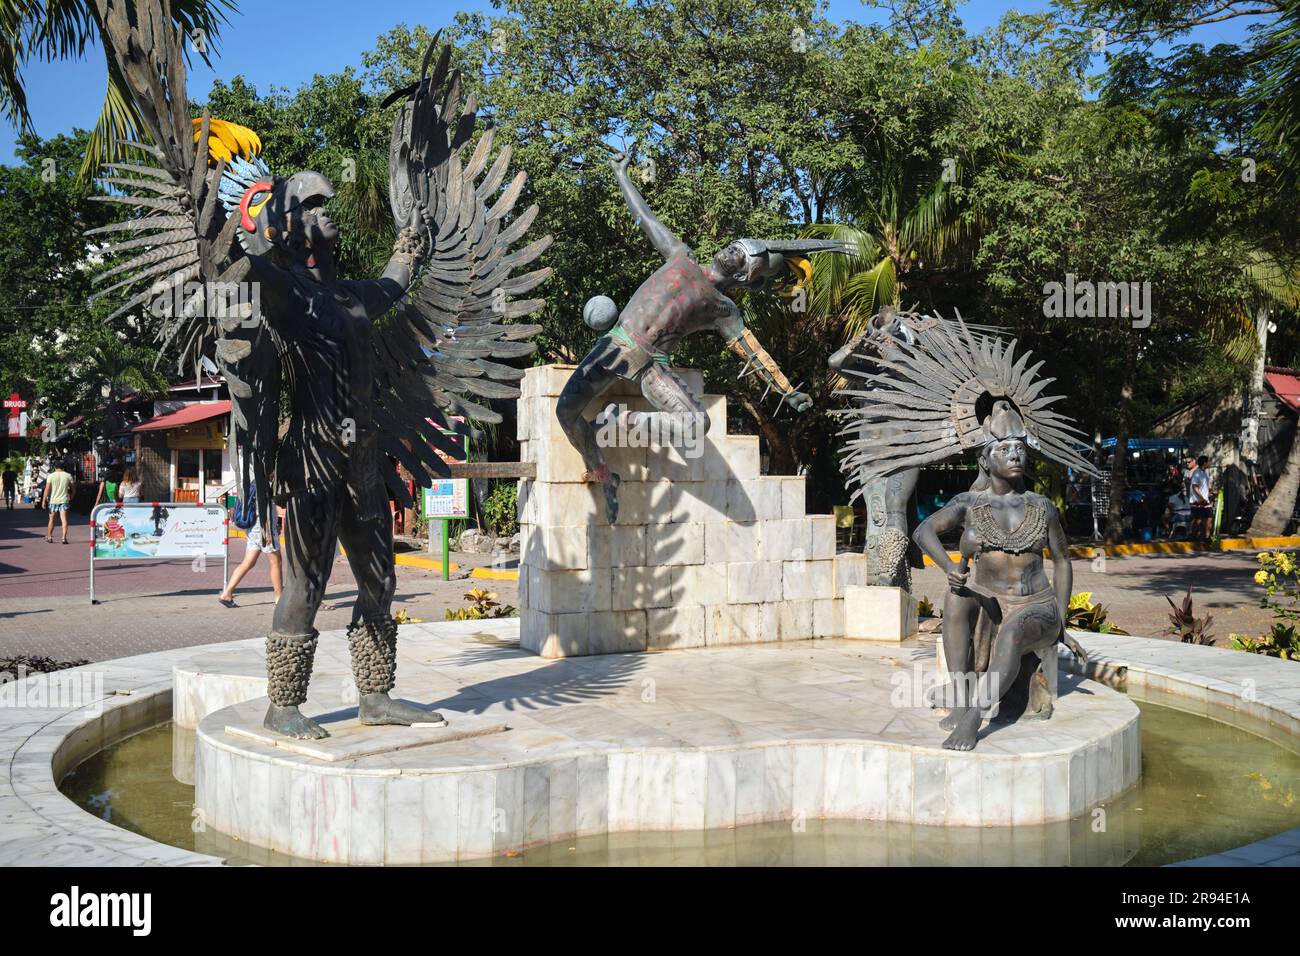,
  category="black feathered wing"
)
[375,38,552,506]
